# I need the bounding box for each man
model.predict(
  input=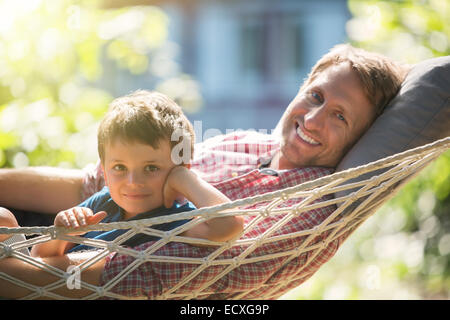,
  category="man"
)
[0,44,407,299]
